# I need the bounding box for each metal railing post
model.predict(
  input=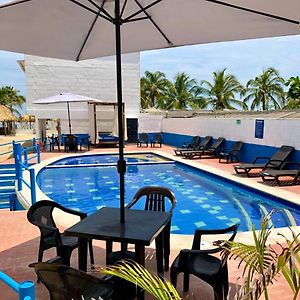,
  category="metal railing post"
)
[18,281,35,300]
[32,138,36,153]
[36,144,41,163]
[29,169,36,204]
[14,143,22,191]
[24,149,28,168]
